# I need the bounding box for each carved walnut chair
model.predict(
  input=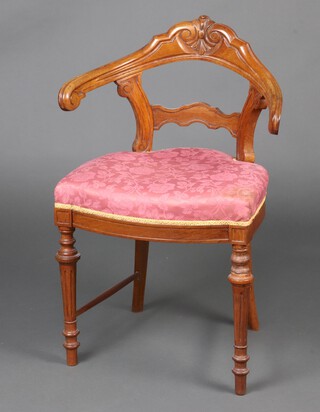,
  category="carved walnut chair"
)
[55,16,282,395]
